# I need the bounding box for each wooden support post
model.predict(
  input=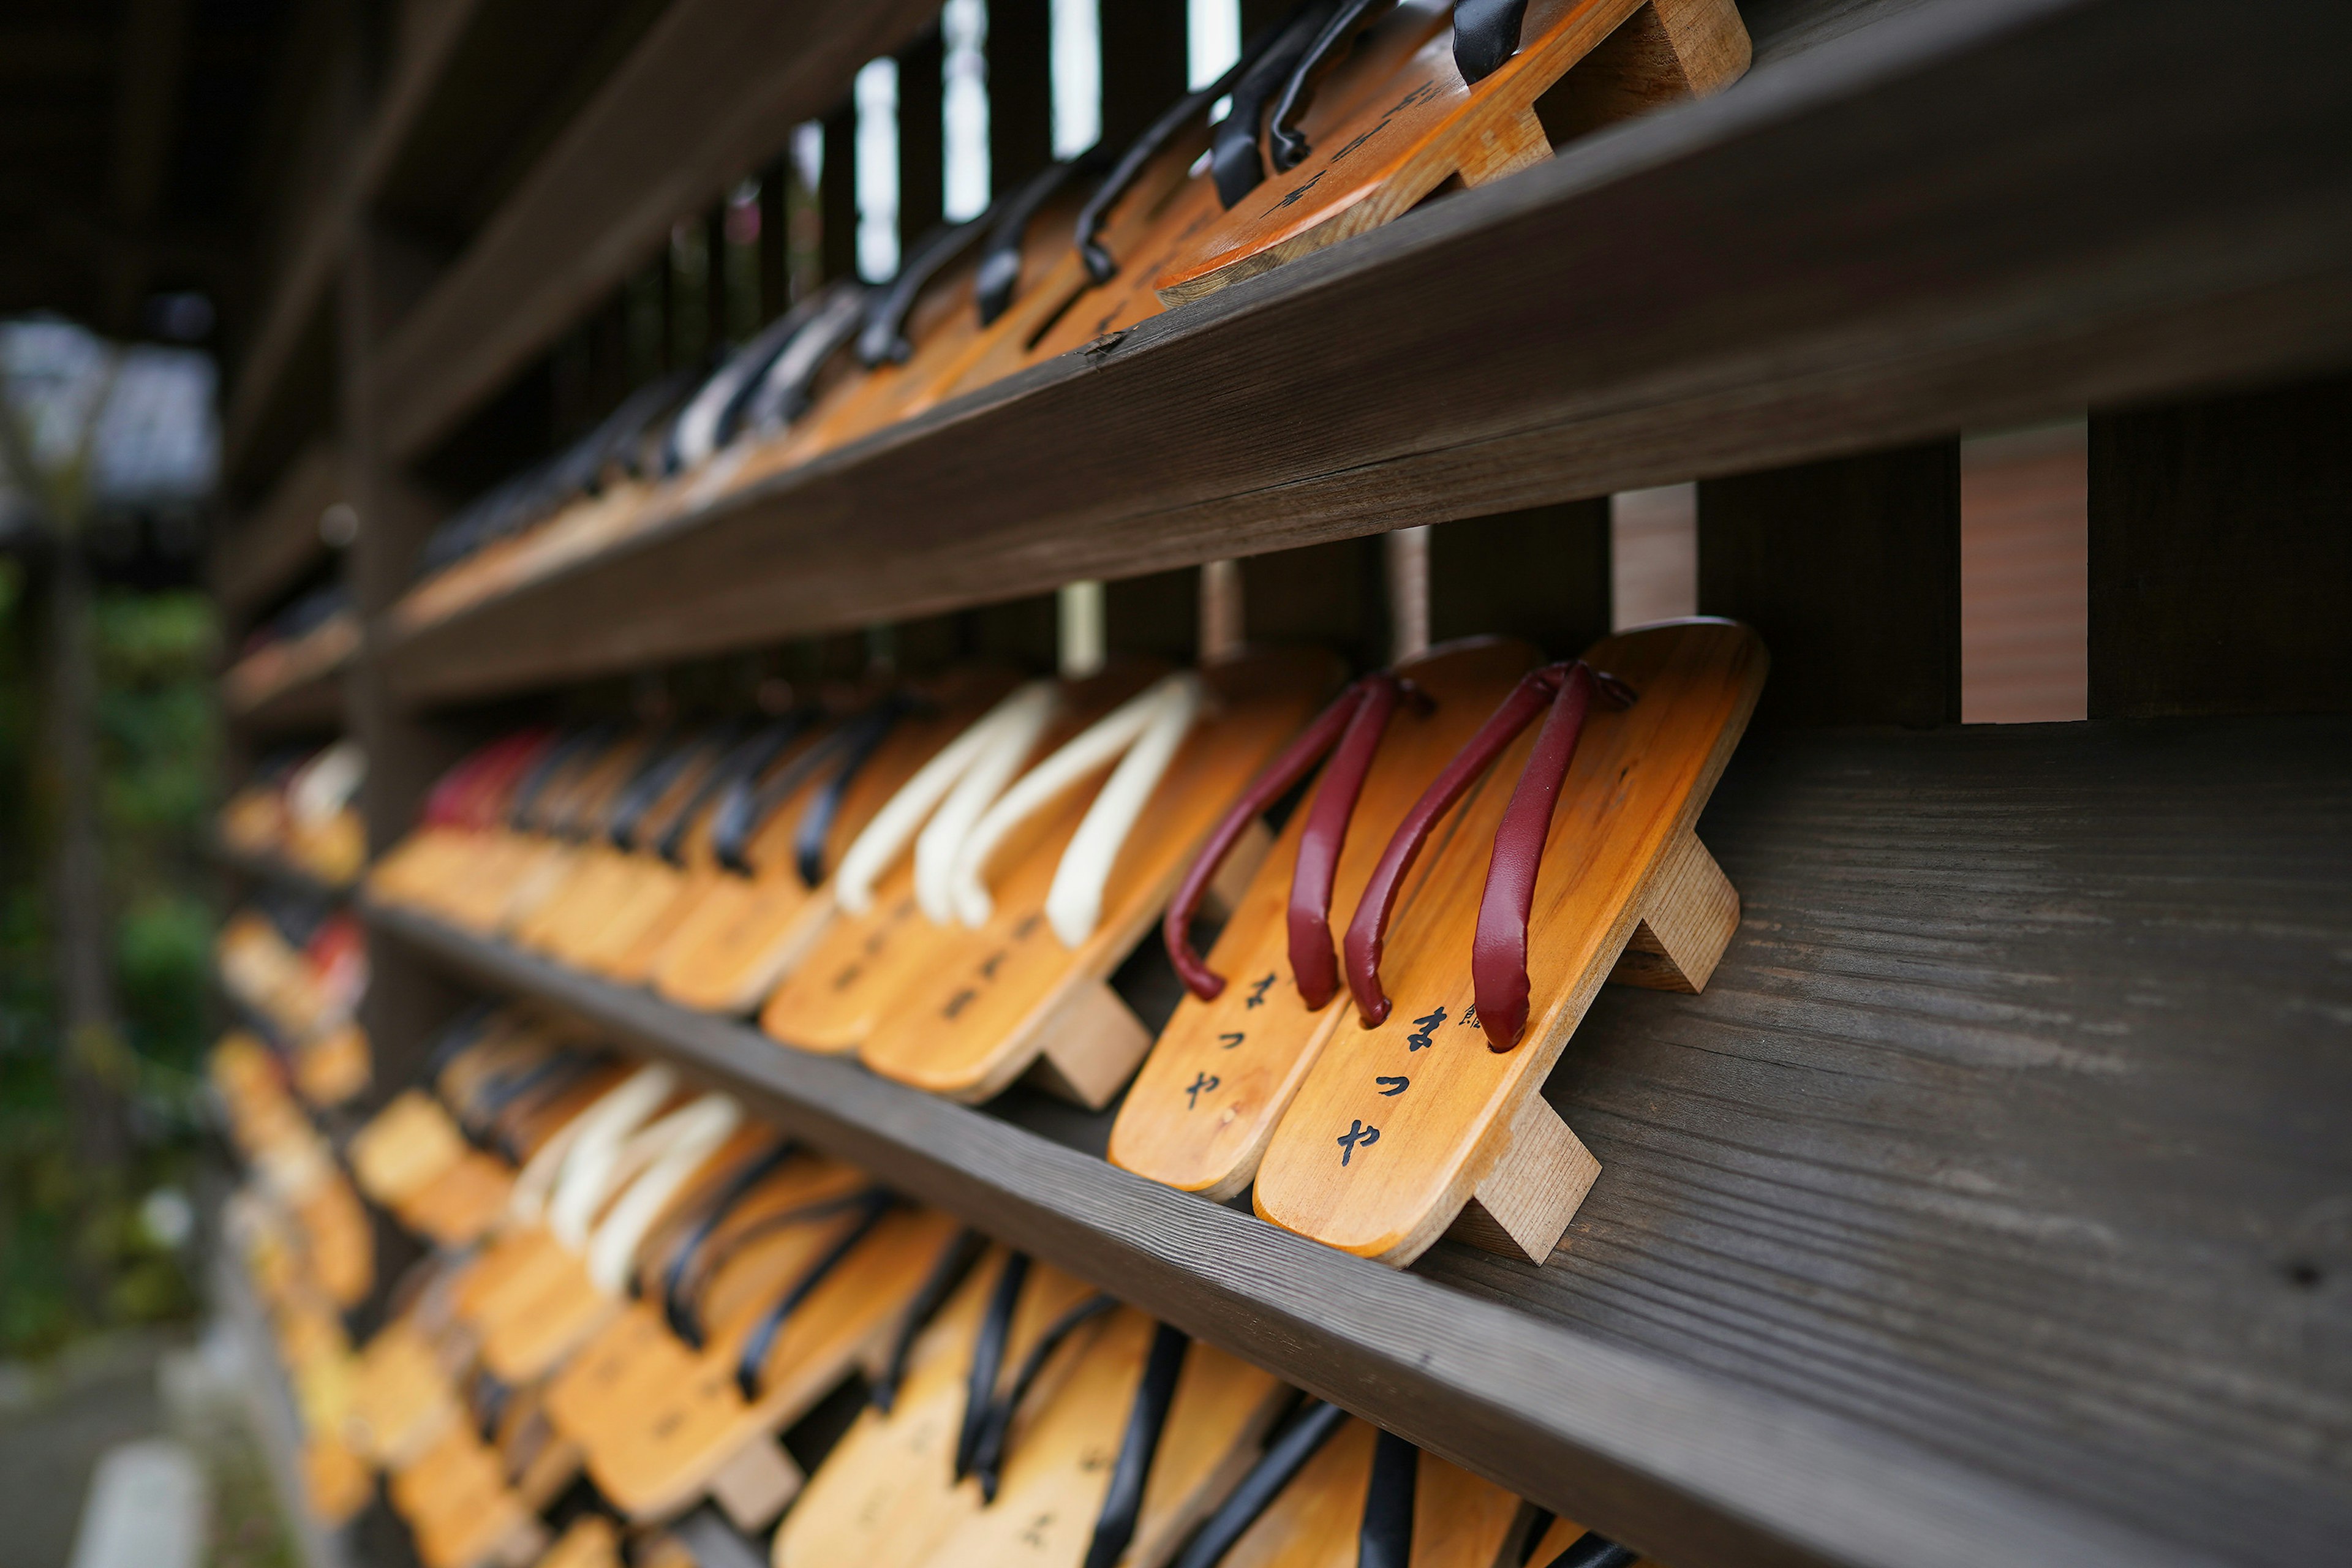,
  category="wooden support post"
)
[1697,442,1962,726]
[897,24,946,250]
[1430,500,1612,660]
[703,204,726,350]
[2088,372,2352,717]
[758,156,788,322]
[820,103,857,285]
[341,221,471,1106]
[1099,0,1188,152]
[987,0,1054,192]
